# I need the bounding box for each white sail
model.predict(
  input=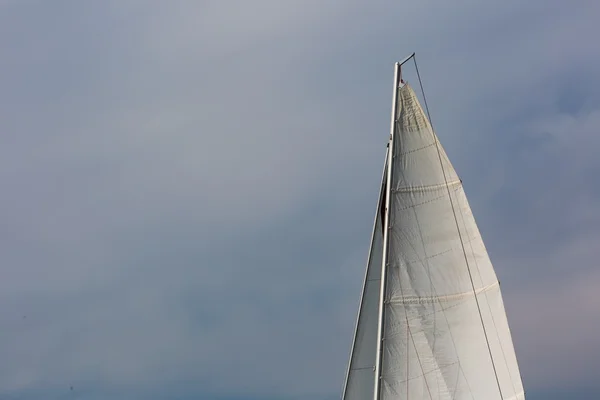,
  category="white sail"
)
[342,61,525,400]
[379,82,524,400]
[342,153,387,400]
